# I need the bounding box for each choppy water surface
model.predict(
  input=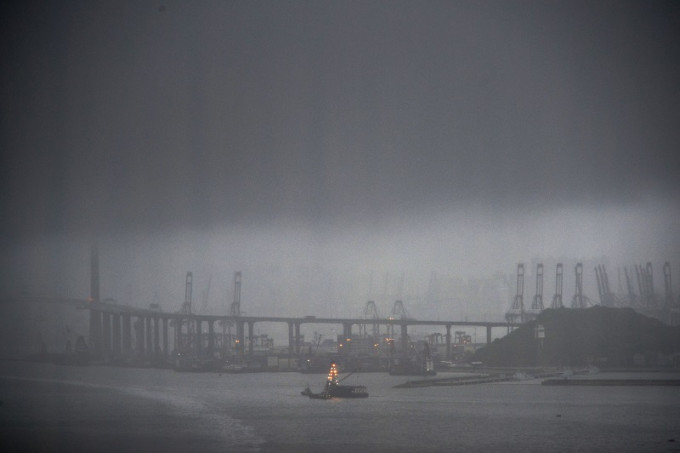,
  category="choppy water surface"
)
[1,361,679,452]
